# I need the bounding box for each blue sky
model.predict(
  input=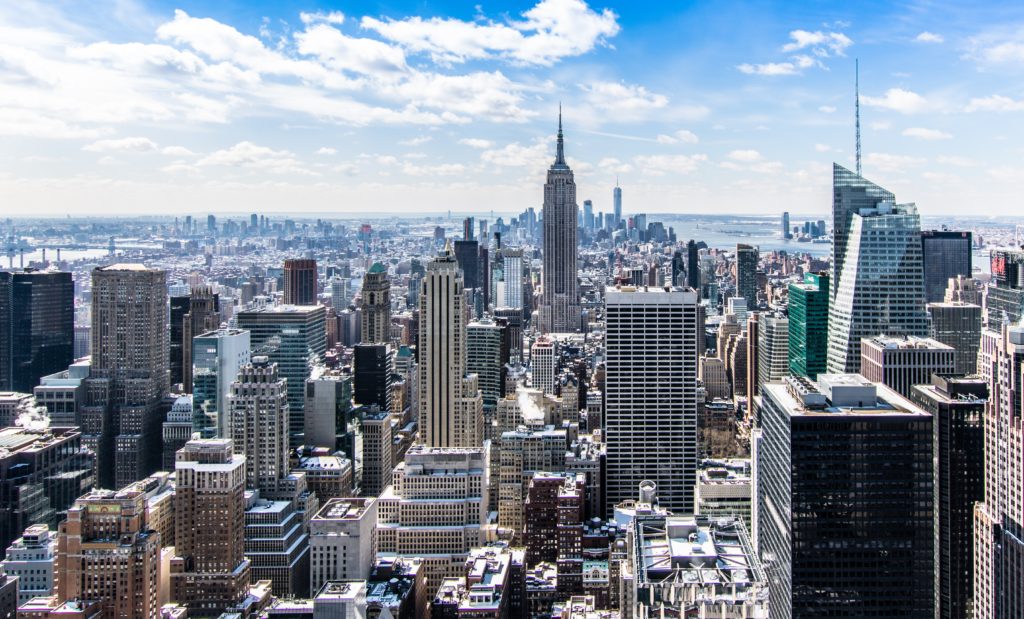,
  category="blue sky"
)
[1,0,1022,218]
